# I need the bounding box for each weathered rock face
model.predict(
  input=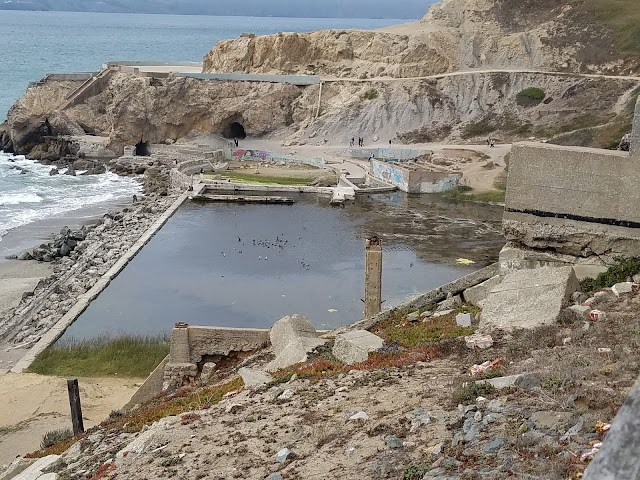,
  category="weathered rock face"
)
[203,30,454,79]
[203,0,640,78]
